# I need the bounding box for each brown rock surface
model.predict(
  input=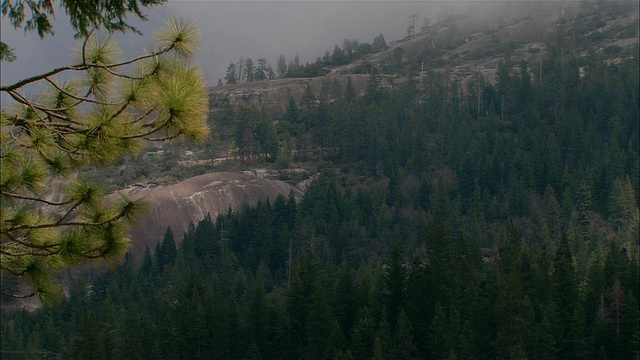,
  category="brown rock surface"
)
[208,75,370,118]
[123,172,294,259]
